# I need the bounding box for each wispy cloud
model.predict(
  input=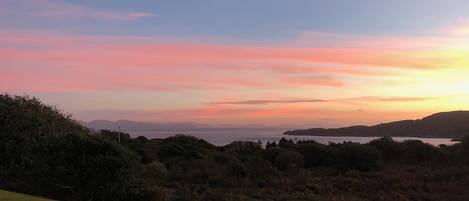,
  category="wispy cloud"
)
[350,96,437,102]
[285,76,345,87]
[1,21,469,93]
[208,99,326,105]
[4,0,155,21]
[207,96,437,105]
